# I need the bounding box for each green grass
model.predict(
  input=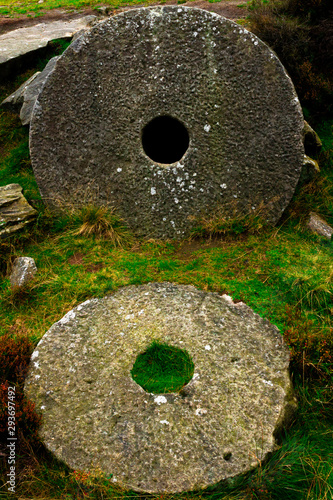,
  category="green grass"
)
[0,31,333,500]
[131,341,195,393]
[0,0,225,17]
